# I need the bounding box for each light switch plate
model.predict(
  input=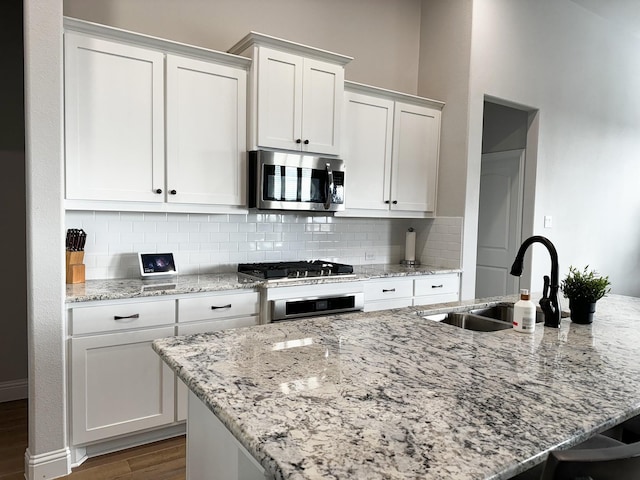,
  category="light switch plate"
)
[544,216,553,228]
